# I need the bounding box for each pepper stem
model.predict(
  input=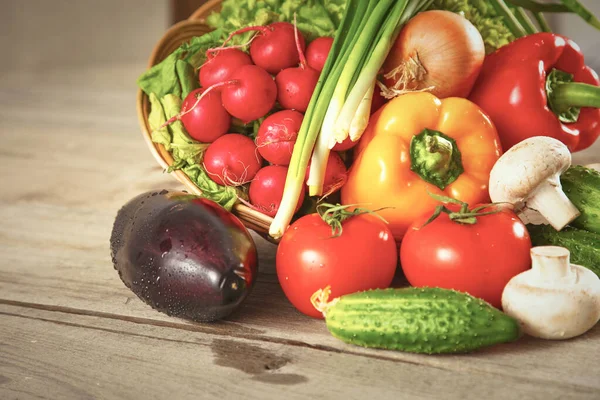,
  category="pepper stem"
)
[546,68,600,123]
[410,129,464,190]
[551,82,600,111]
